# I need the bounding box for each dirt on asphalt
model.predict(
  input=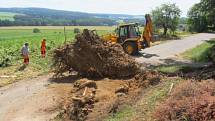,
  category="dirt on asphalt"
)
[57,71,161,121]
